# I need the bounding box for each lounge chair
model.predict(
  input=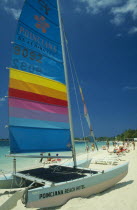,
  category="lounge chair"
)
[91,156,119,165]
